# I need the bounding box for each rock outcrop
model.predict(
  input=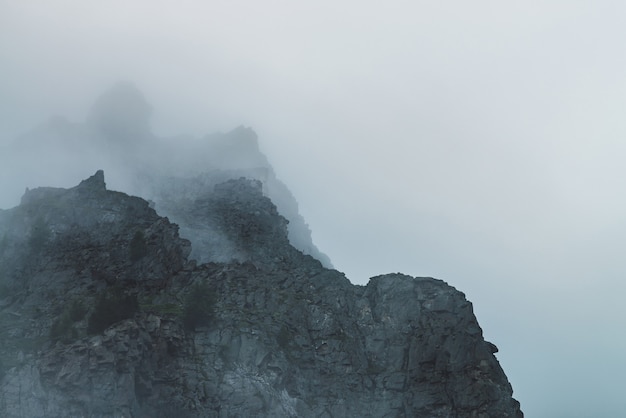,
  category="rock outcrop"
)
[0,82,332,268]
[0,171,523,417]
